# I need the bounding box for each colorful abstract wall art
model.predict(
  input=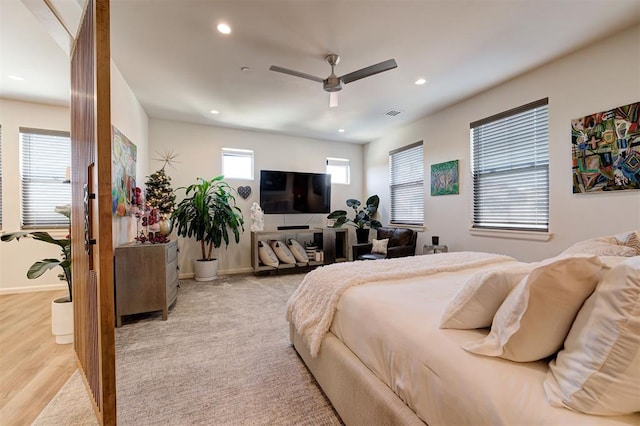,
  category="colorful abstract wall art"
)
[112,126,137,216]
[431,160,459,196]
[571,101,640,193]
